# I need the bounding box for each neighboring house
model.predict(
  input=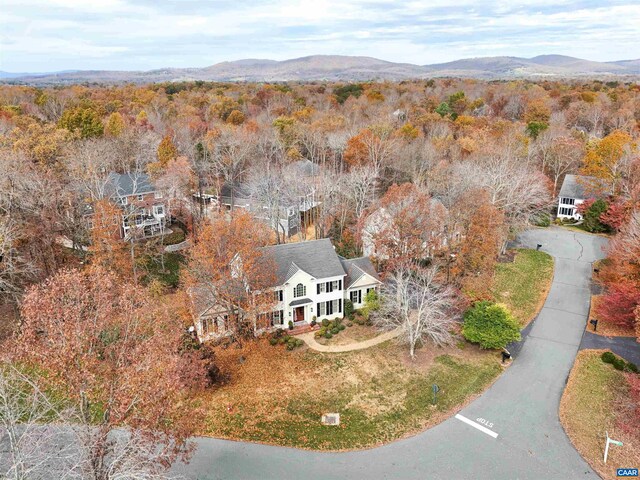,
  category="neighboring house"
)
[361,199,449,259]
[101,172,169,240]
[193,238,381,342]
[557,174,607,220]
